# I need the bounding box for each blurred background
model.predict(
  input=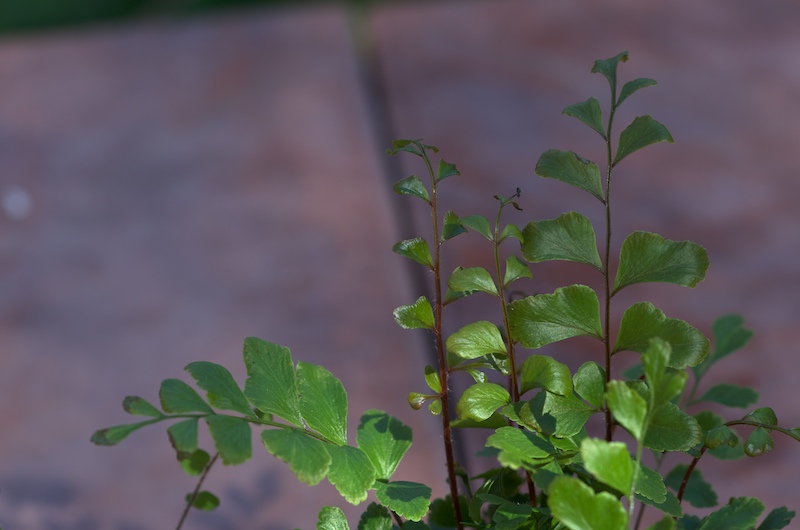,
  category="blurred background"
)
[1,0,800,528]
